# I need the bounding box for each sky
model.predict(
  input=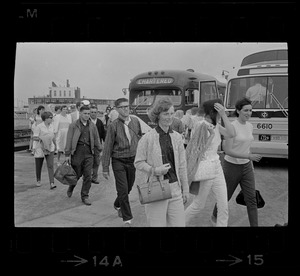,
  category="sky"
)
[14,42,287,104]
